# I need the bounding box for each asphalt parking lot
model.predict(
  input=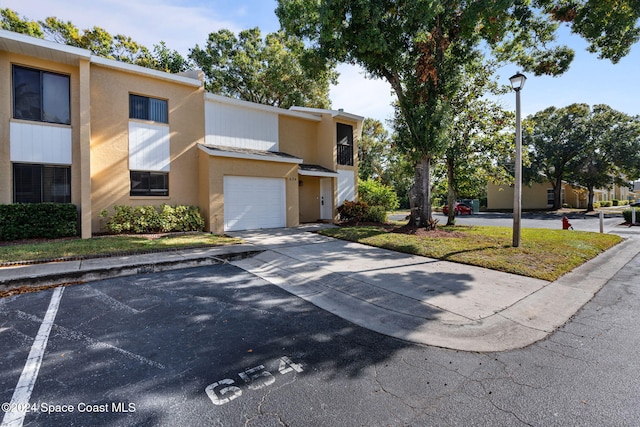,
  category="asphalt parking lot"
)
[0,264,413,427]
[3,251,640,426]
